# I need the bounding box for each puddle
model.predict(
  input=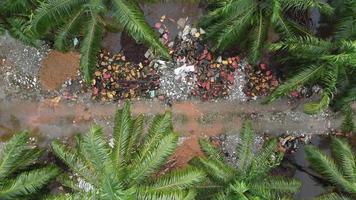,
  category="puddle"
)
[292,135,330,199]
[102,1,204,60]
